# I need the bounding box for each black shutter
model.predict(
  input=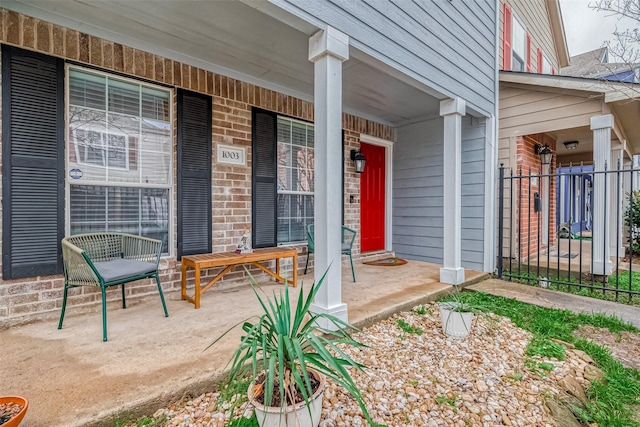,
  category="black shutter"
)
[2,46,64,279]
[252,108,277,248]
[177,89,212,258]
